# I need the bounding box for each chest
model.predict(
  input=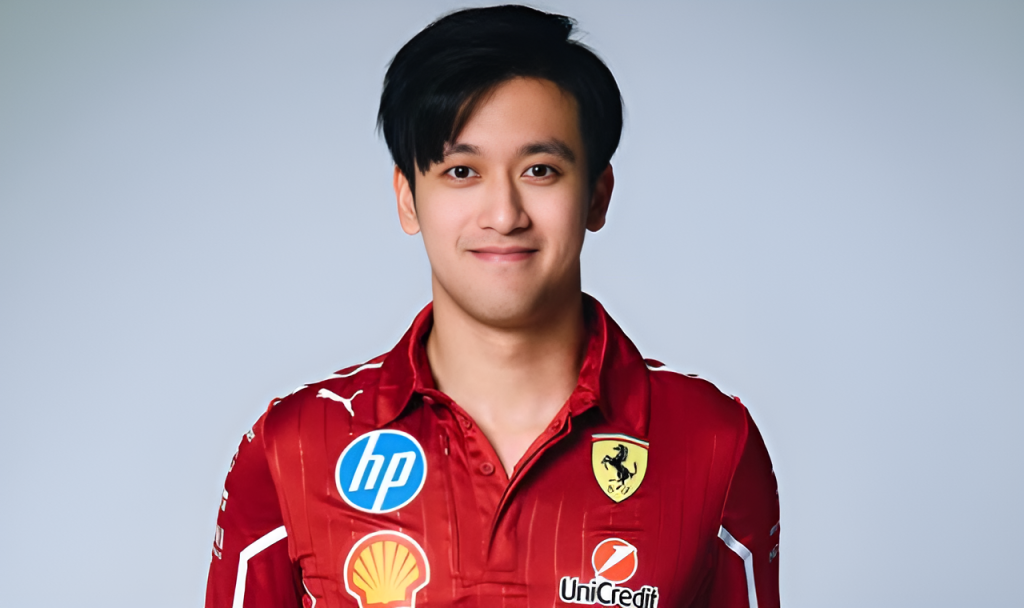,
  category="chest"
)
[275,408,719,608]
